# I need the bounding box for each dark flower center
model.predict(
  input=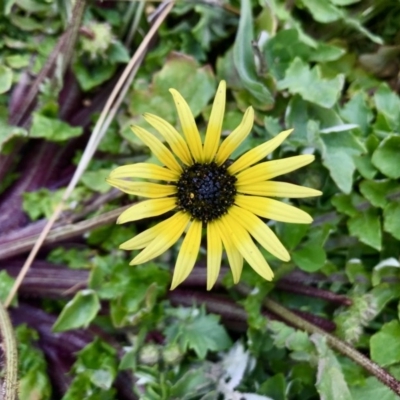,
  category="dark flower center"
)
[176,162,237,223]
